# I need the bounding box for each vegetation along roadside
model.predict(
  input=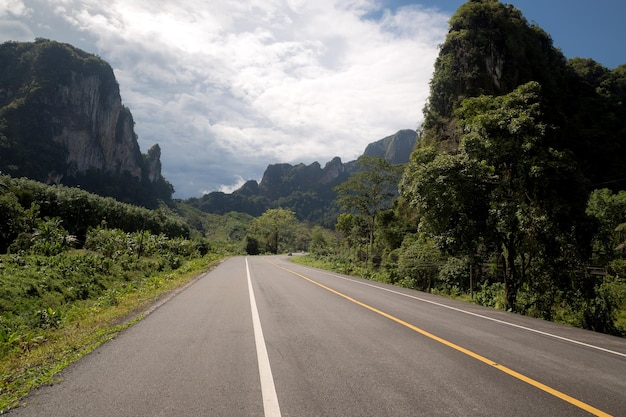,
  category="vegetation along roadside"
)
[3,1,626,412]
[0,175,227,413]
